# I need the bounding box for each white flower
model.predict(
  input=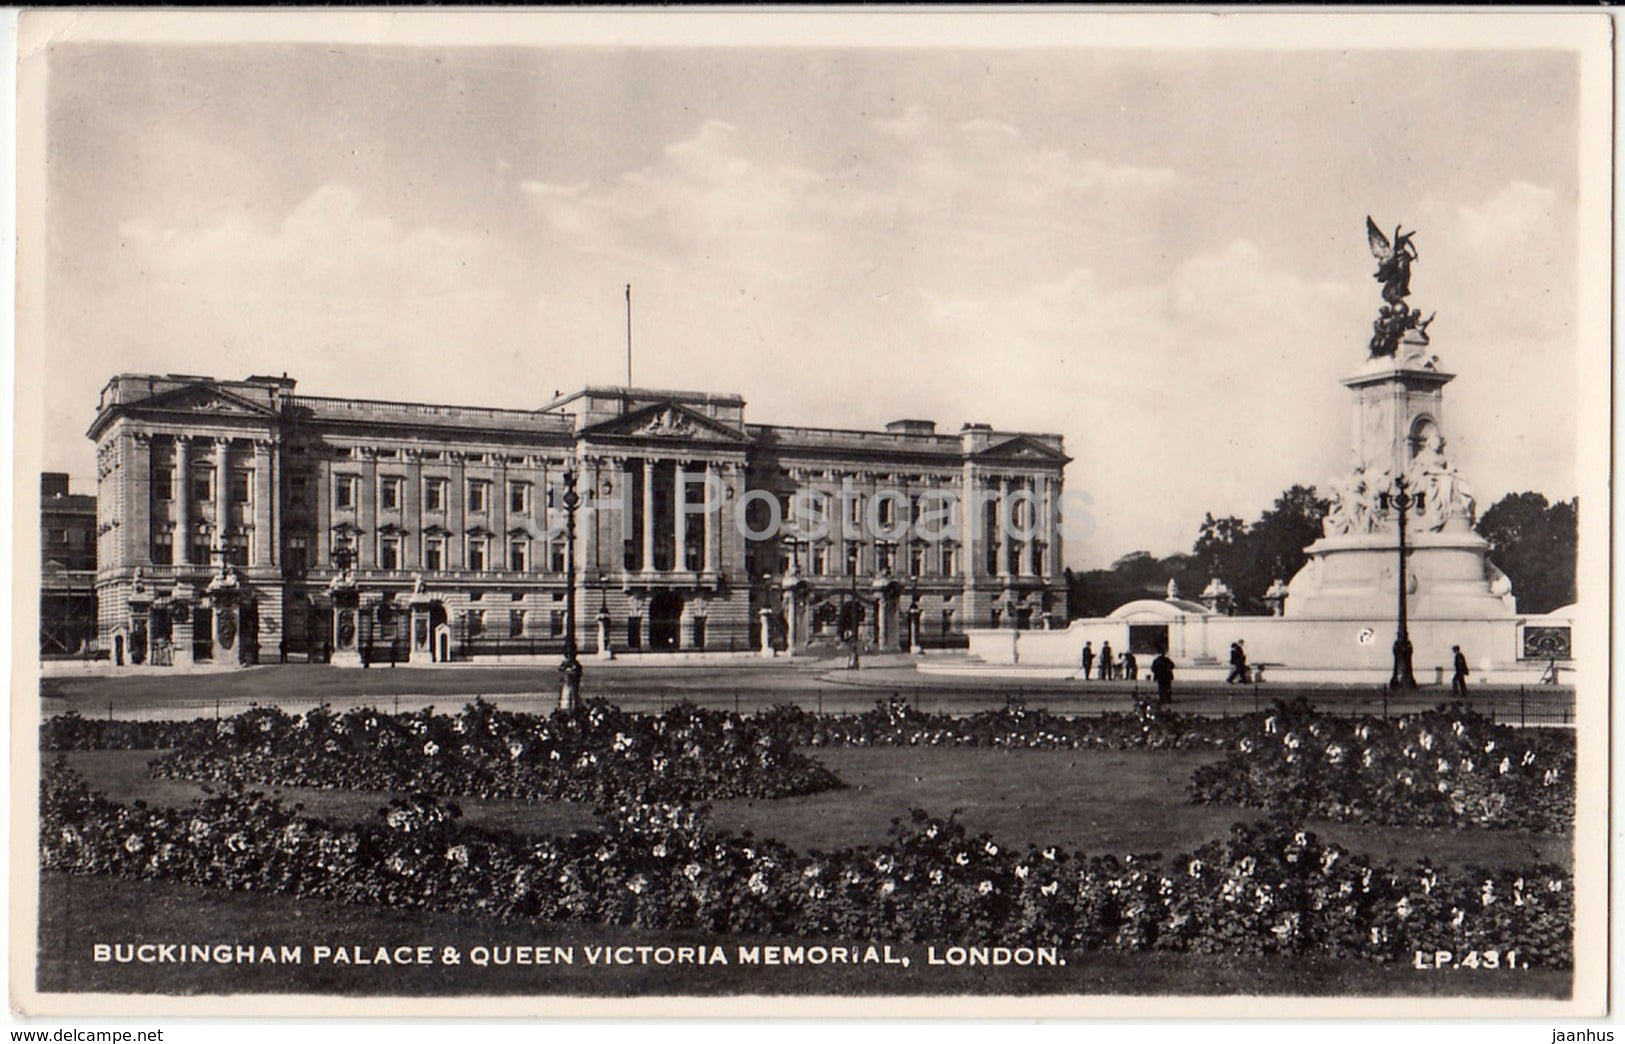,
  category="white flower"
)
[1522,750,1536,766]
[1040,881,1059,896]
[930,869,944,885]
[423,740,440,756]
[1041,846,1057,861]
[651,843,667,858]
[1325,744,1344,764]
[446,844,470,867]
[683,863,701,881]
[1361,749,1374,768]
[1451,907,1466,929]
[1015,865,1029,880]
[924,824,938,840]
[1188,859,1204,878]
[984,842,999,856]
[1418,731,1434,751]
[627,875,647,895]
[955,852,970,866]
[1396,897,1412,919]
[809,884,826,899]
[978,880,994,895]
[124,834,145,854]
[878,879,895,896]
[748,872,768,896]
[1499,757,1511,775]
